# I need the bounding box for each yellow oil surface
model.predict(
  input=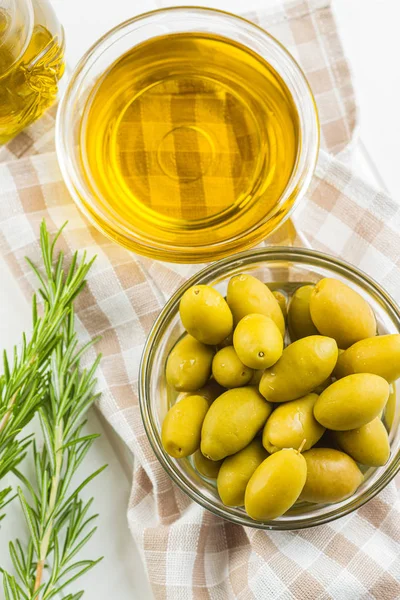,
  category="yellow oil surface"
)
[0,1,64,144]
[80,33,299,258]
